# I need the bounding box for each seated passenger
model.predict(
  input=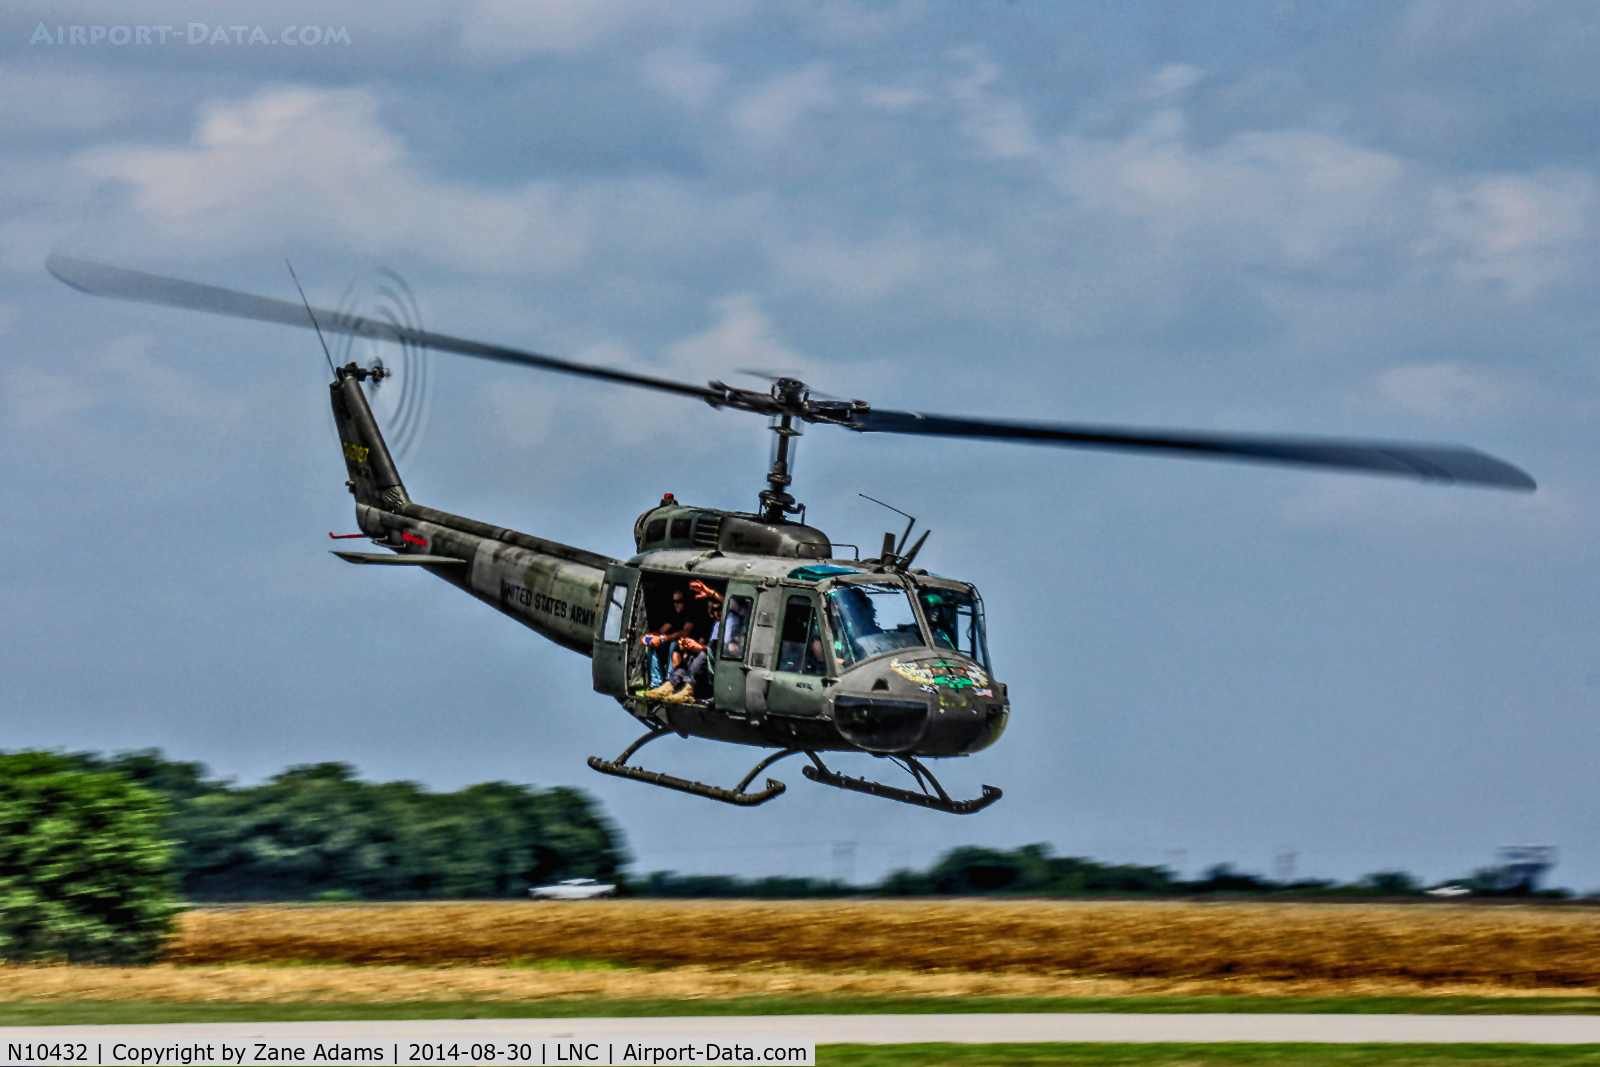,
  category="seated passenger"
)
[639,588,696,695]
[659,581,723,704]
[721,597,749,660]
